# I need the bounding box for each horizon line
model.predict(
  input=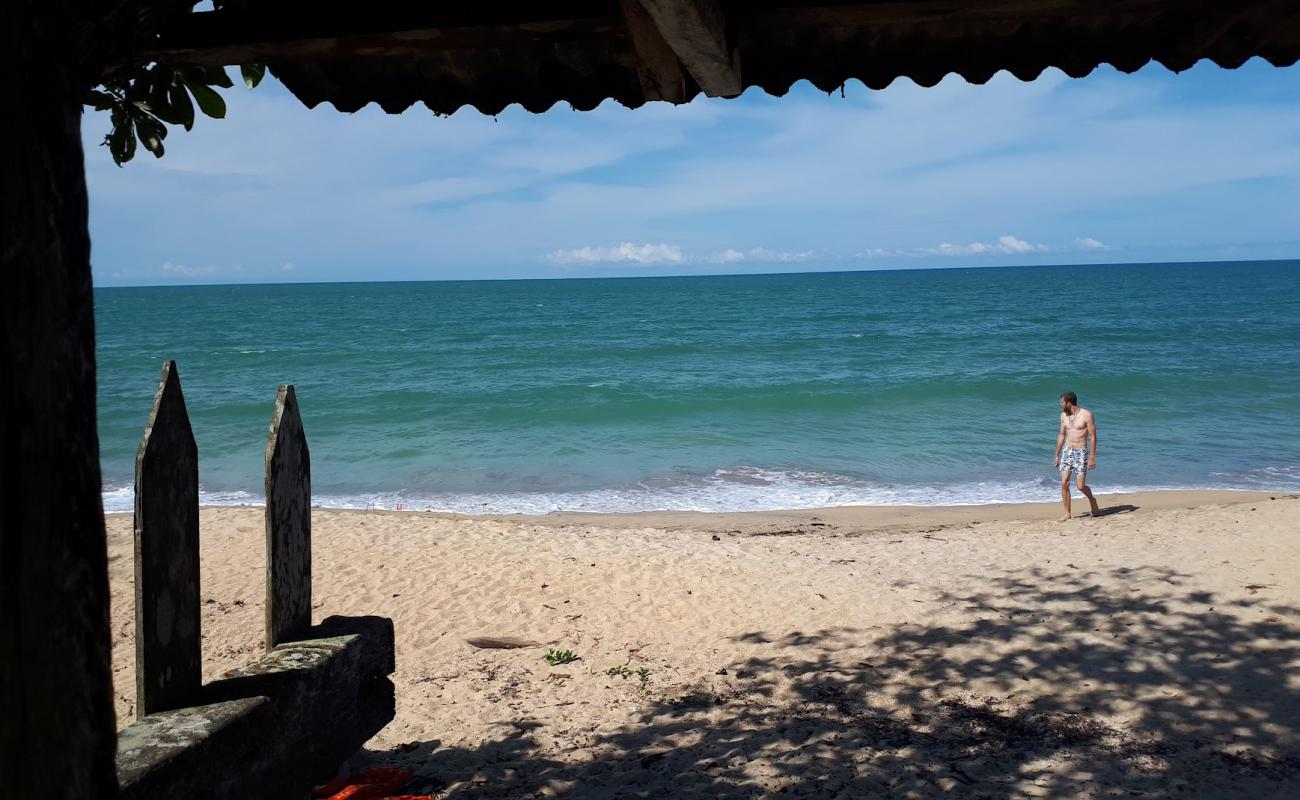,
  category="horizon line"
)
[95,256,1299,290]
